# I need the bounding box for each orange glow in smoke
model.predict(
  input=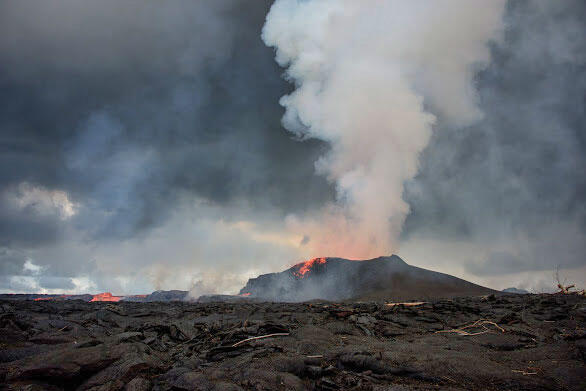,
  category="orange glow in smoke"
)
[90,292,123,302]
[239,292,252,297]
[293,257,327,278]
